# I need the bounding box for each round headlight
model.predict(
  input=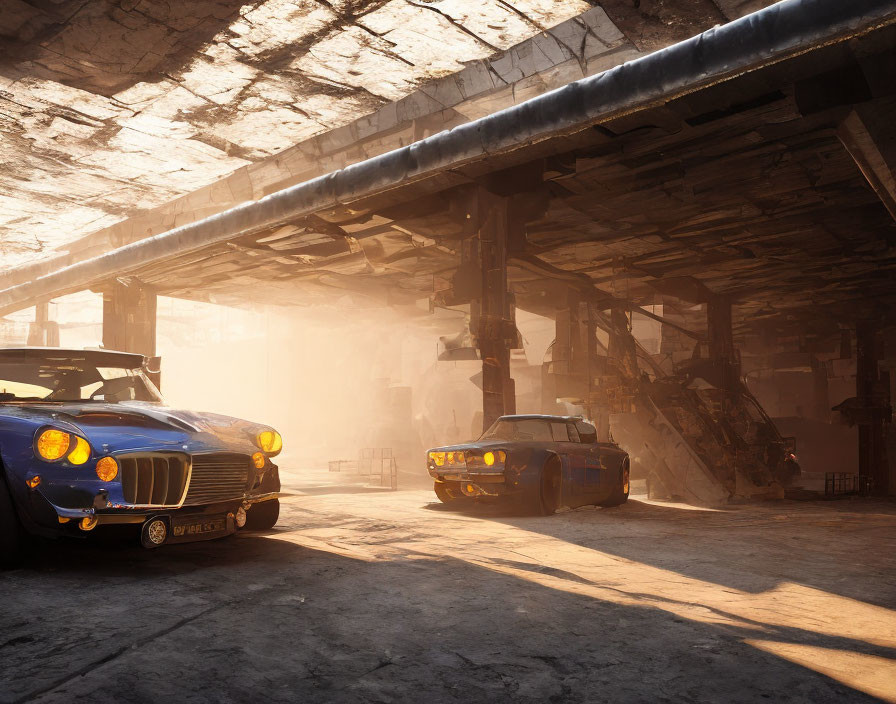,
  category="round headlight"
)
[36,429,72,461]
[483,451,495,466]
[67,436,91,465]
[256,430,282,455]
[96,456,119,482]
